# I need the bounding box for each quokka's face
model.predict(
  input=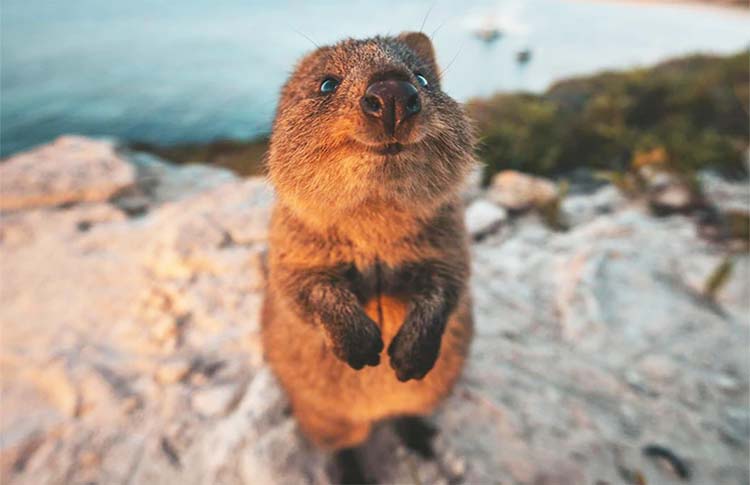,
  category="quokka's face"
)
[269,32,475,215]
